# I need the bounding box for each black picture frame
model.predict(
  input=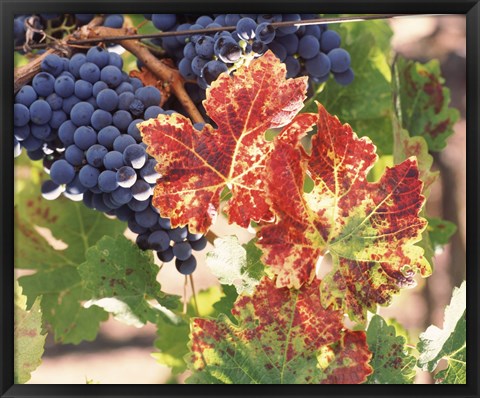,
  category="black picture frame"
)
[1,1,478,397]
